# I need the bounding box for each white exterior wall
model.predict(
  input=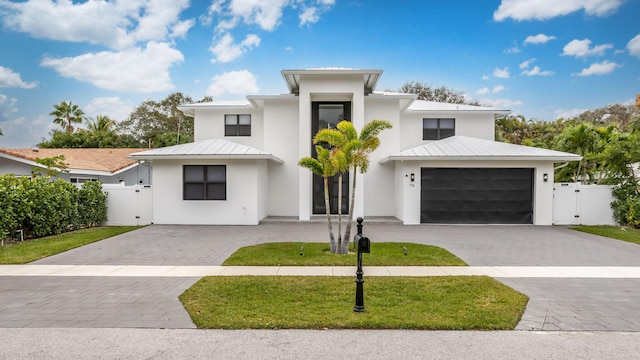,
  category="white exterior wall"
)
[399,112,495,150]
[151,159,265,225]
[395,160,554,225]
[193,108,264,150]
[263,99,299,216]
[362,98,402,217]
